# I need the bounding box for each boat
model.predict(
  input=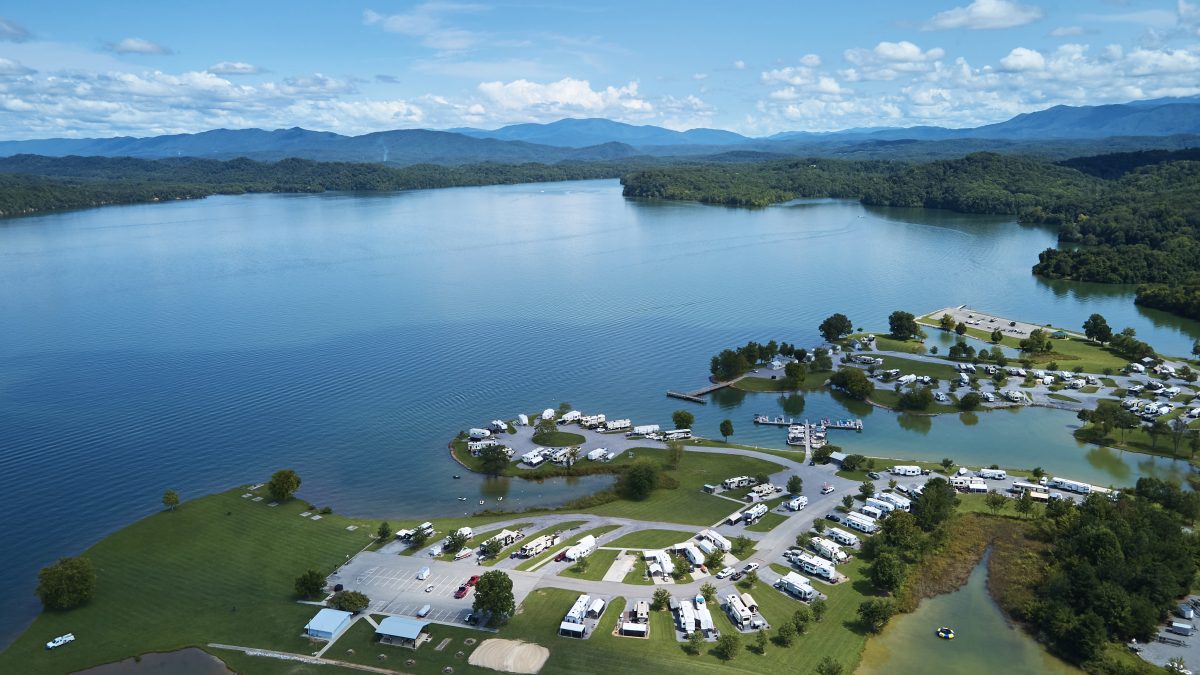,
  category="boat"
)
[478,500,485,505]
[457,497,467,502]
[936,626,955,640]
[497,497,503,502]
[453,475,461,479]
